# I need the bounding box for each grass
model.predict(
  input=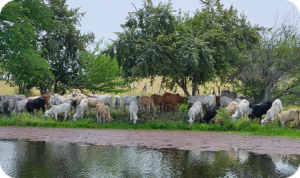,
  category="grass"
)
[1,107,300,140]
